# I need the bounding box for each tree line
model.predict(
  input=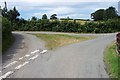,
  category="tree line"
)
[2,2,120,35]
